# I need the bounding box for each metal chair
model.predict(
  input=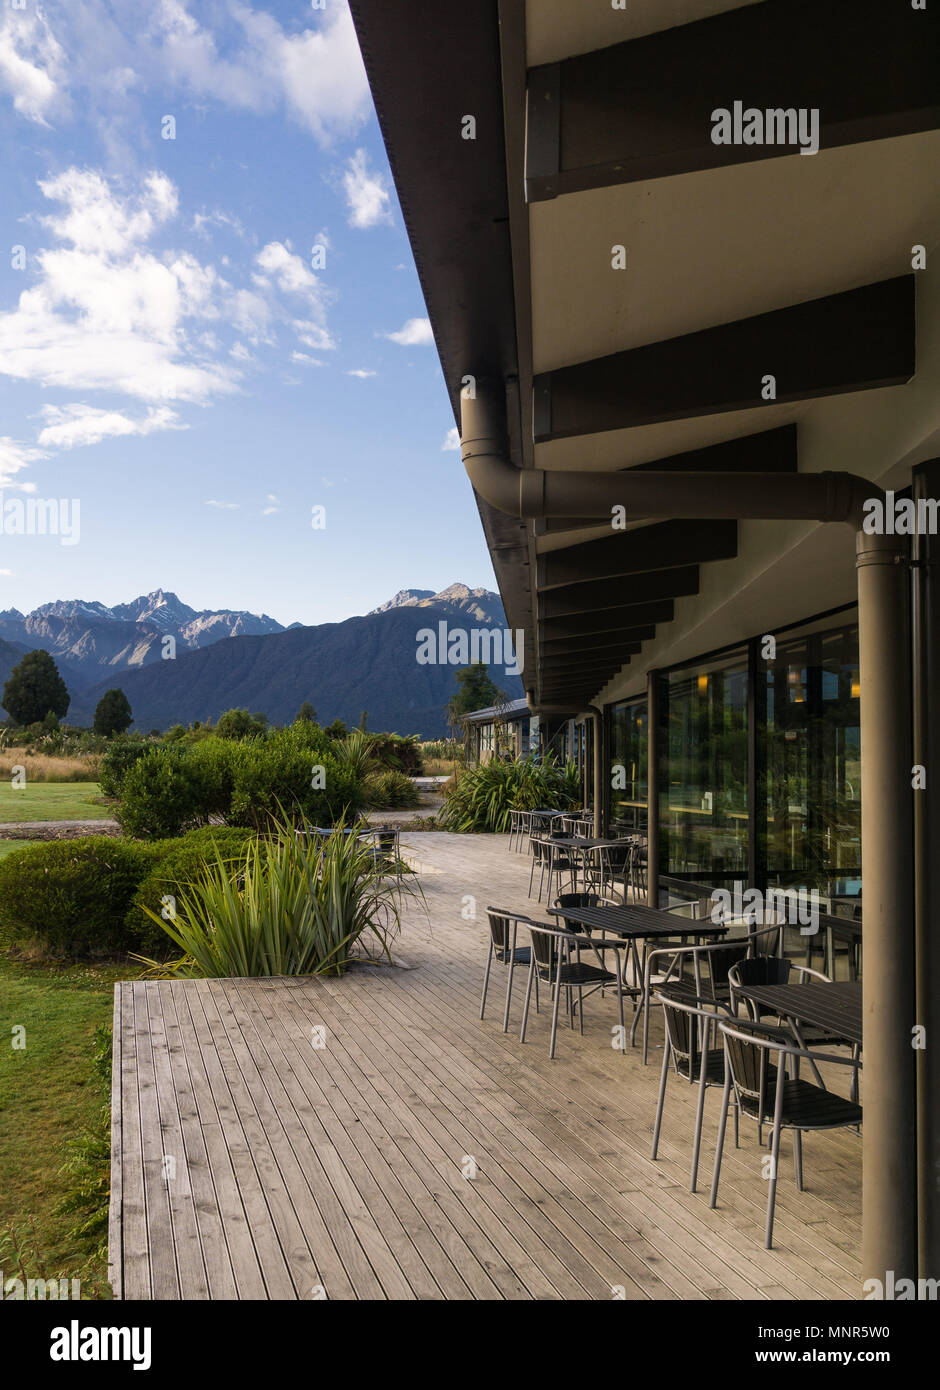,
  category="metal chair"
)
[520,919,627,1059]
[638,921,784,1062]
[651,989,738,1192]
[481,908,536,1032]
[710,1017,863,1248]
[728,955,860,1101]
